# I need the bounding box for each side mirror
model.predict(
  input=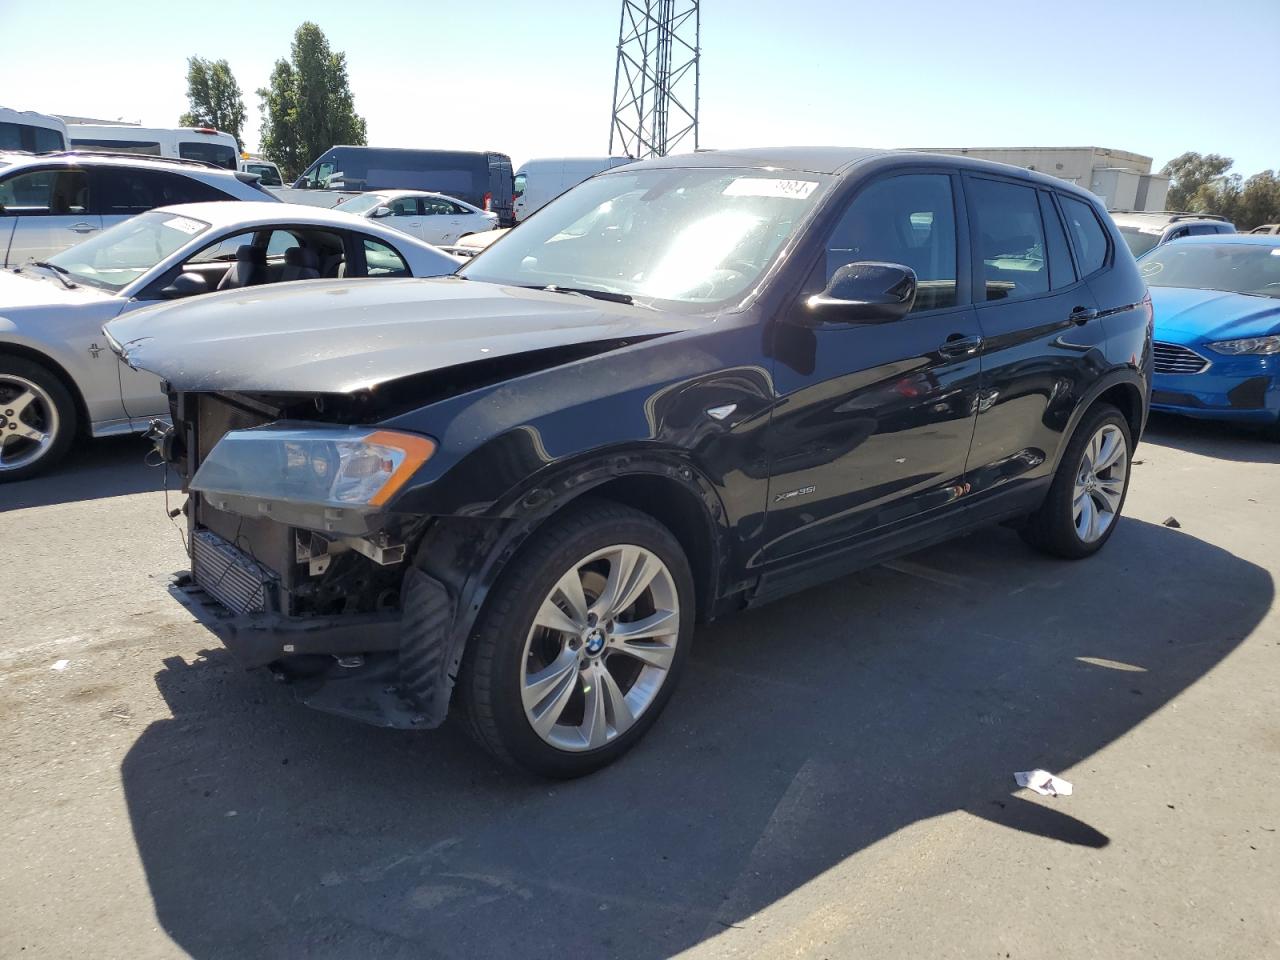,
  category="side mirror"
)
[806,261,917,323]
[292,177,308,189]
[372,206,393,219]
[160,272,209,300]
